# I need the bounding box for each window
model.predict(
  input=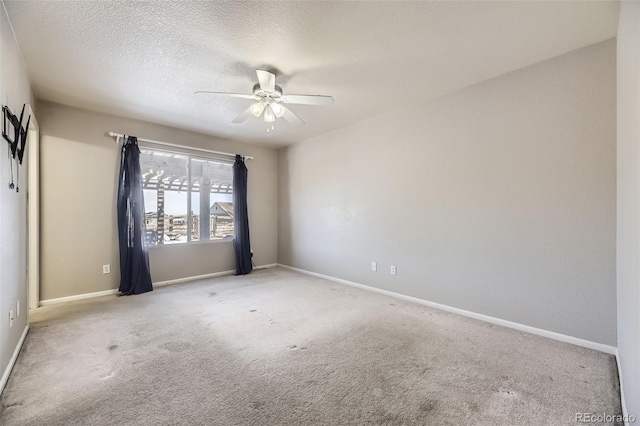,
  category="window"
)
[140,147,234,245]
